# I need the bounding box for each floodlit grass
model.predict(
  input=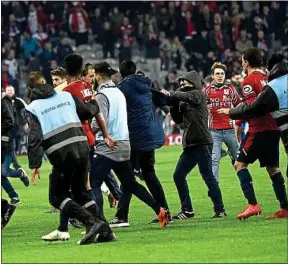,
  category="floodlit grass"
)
[2,146,288,263]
